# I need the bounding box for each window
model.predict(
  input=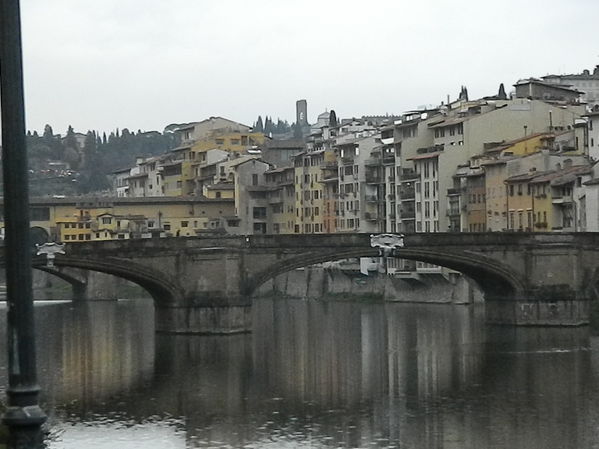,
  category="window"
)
[181,221,188,228]
[164,224,171,231]
[252,174,258,186]
[253,207,267,219]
